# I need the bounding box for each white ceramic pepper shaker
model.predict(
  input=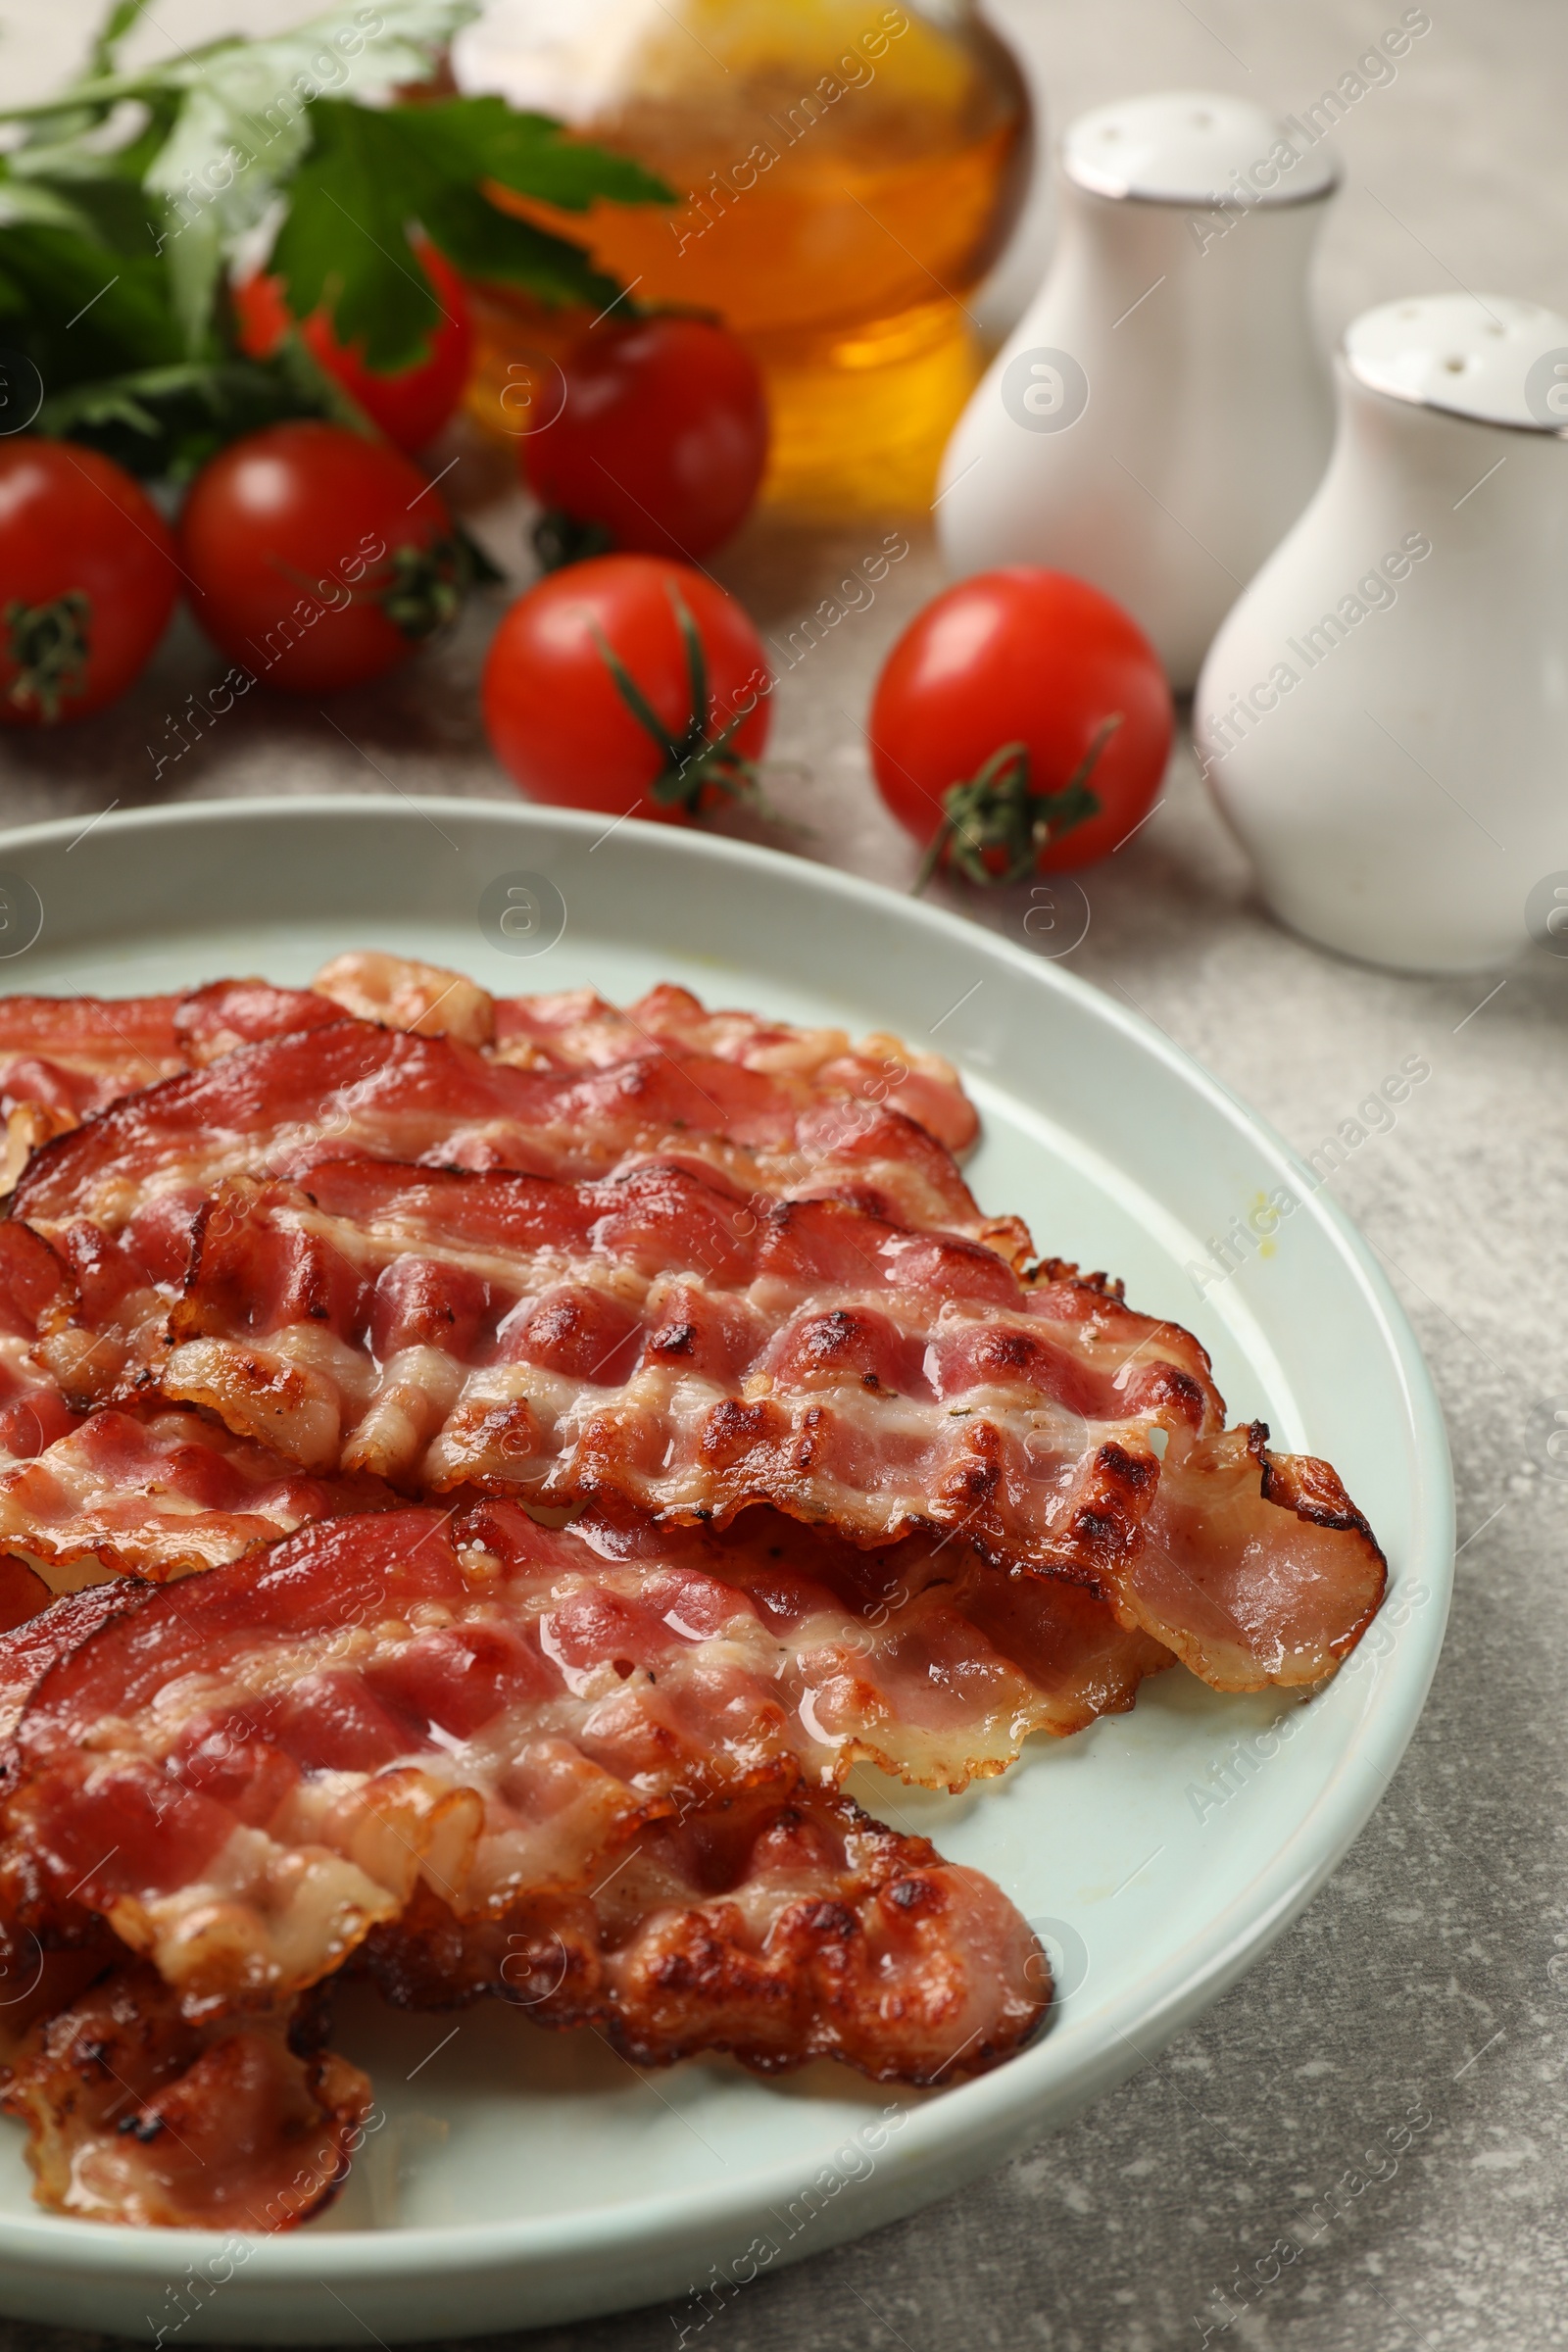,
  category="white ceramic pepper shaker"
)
[937,91,1339,689]
[1196,294,1568,974]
